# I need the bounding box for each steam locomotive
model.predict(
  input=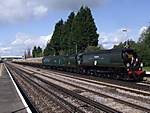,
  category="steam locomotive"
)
[13,48,145,81]
[0,57,2,63]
